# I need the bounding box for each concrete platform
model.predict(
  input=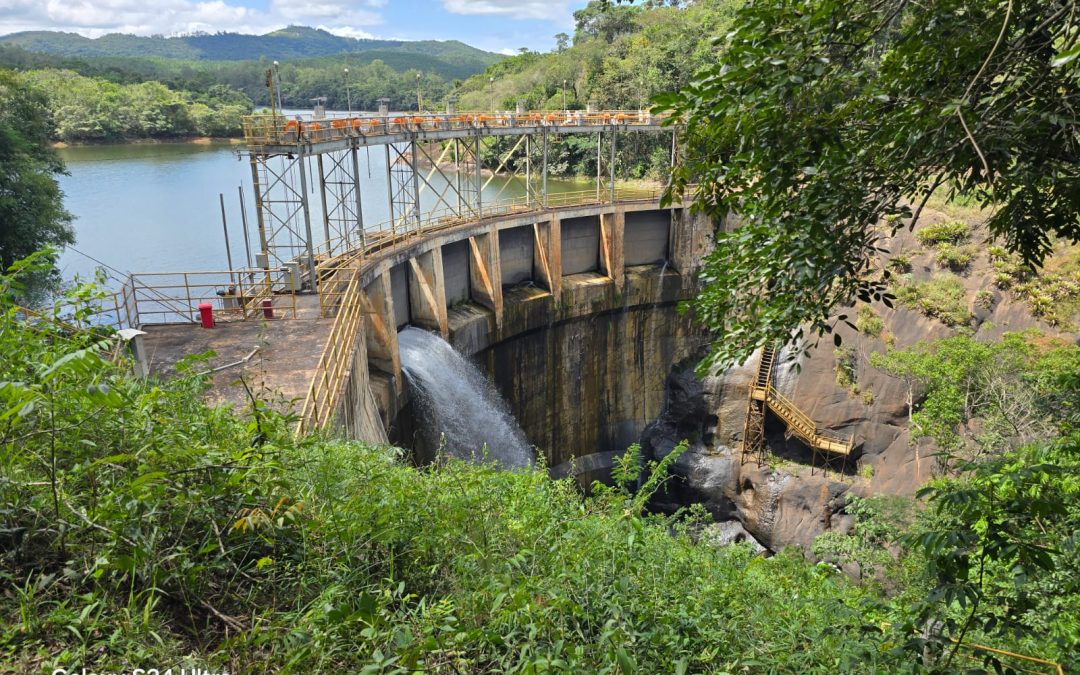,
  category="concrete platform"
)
[141,294,332,412]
